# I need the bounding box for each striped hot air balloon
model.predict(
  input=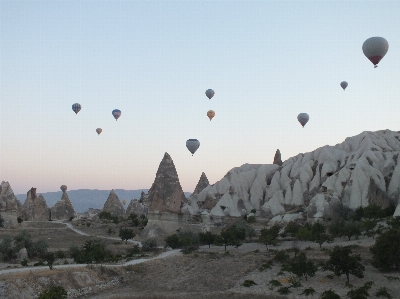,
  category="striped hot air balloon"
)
[72,103,81,114]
